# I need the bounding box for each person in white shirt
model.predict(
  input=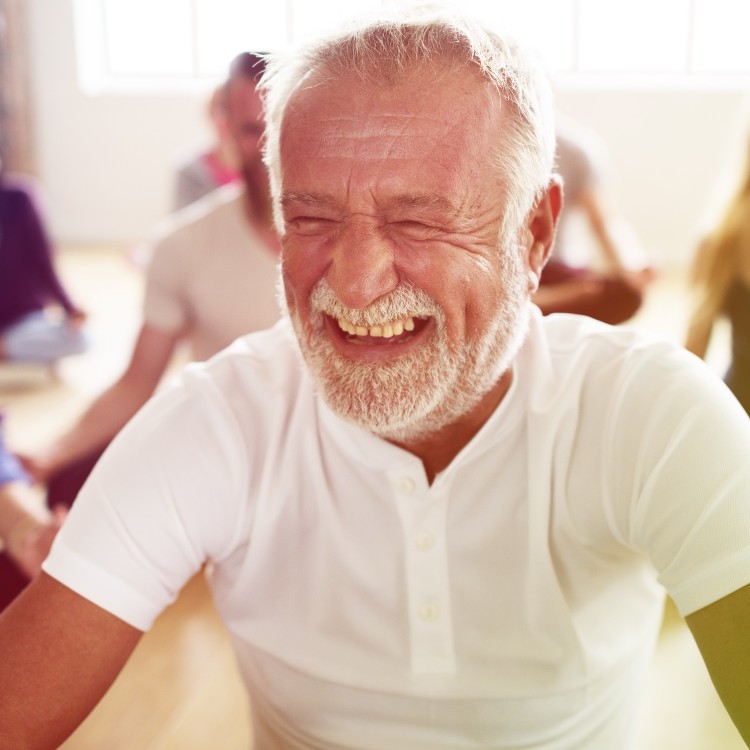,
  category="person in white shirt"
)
[2,6,749,749]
